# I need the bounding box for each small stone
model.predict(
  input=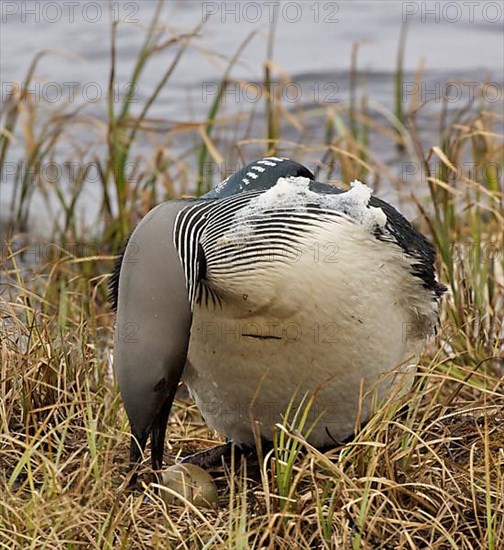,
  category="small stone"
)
[159,464,218,508]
